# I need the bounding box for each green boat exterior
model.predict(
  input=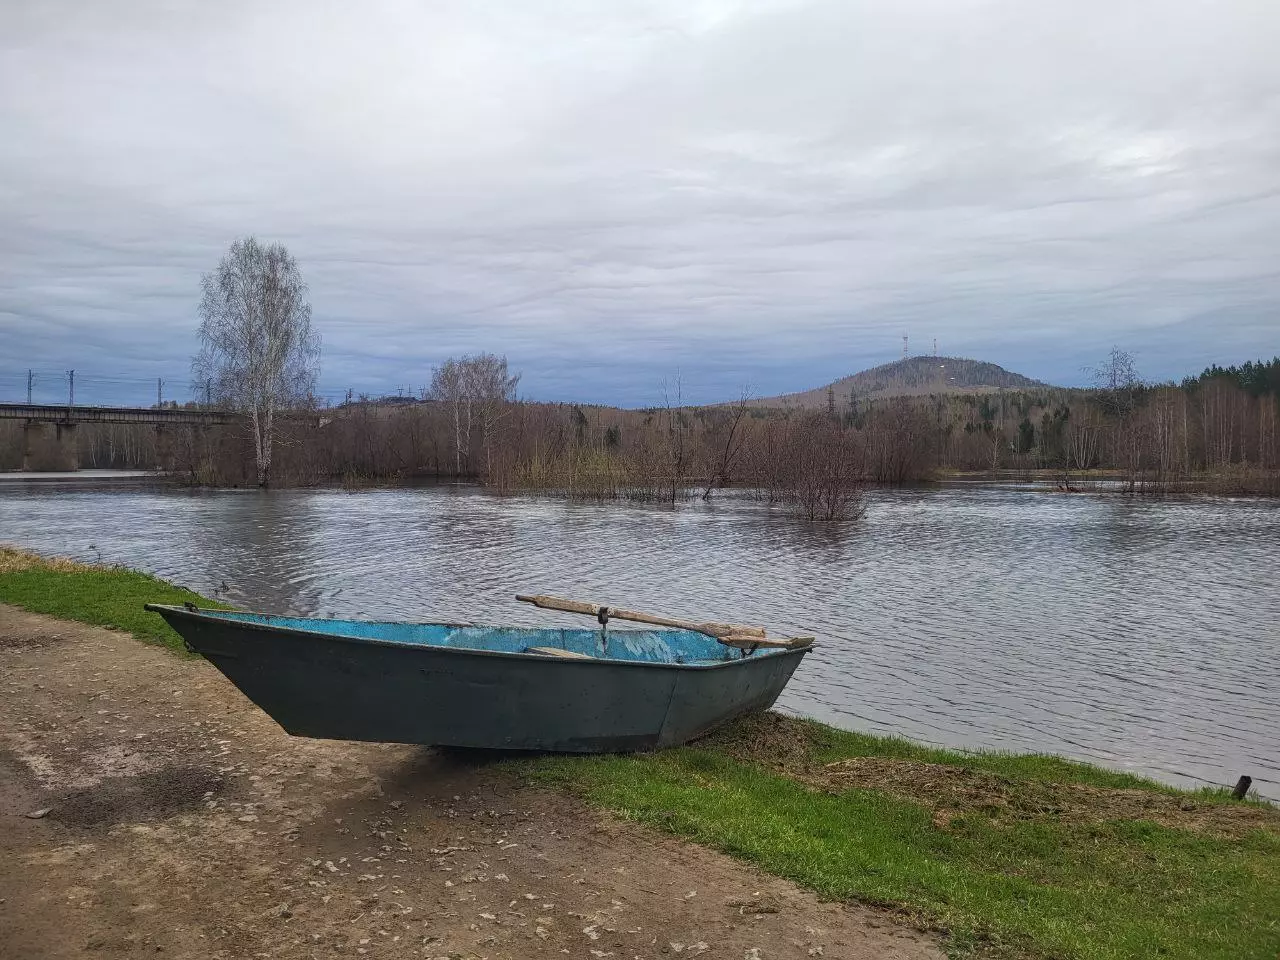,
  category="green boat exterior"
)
[145,604,810,752]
